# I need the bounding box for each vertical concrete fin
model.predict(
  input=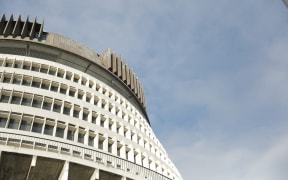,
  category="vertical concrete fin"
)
[29,16,37,39]
[126,65,131,86]
[102,48,112,69]
[38,18,44,39]
[3,14,13,37]
[12,15,22,37]
[131,71,135,90]
[116,56,122,77]
[111,52,117,73]
[0,14,6,35]
[135,78,140,96]
[121,60,127,82]
[21,16,29,38]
